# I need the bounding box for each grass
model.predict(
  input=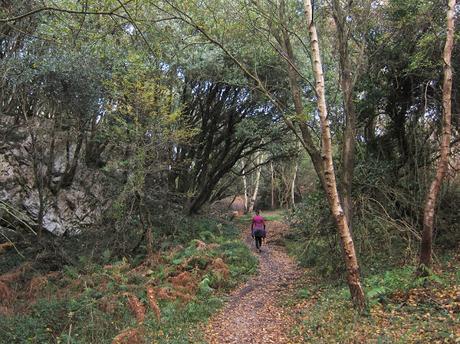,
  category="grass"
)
[236,209,287,223]
[0,218,258,344]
